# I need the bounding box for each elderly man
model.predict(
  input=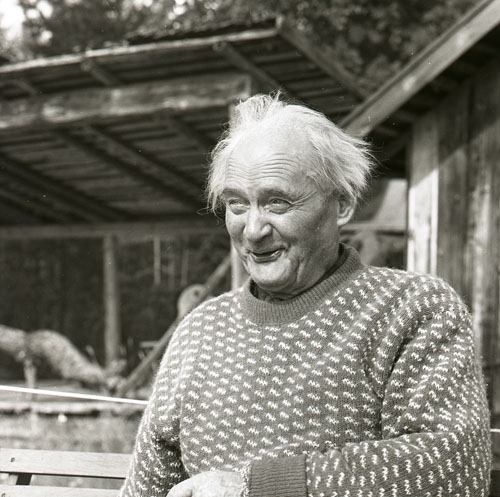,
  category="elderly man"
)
[120,94,491,497]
